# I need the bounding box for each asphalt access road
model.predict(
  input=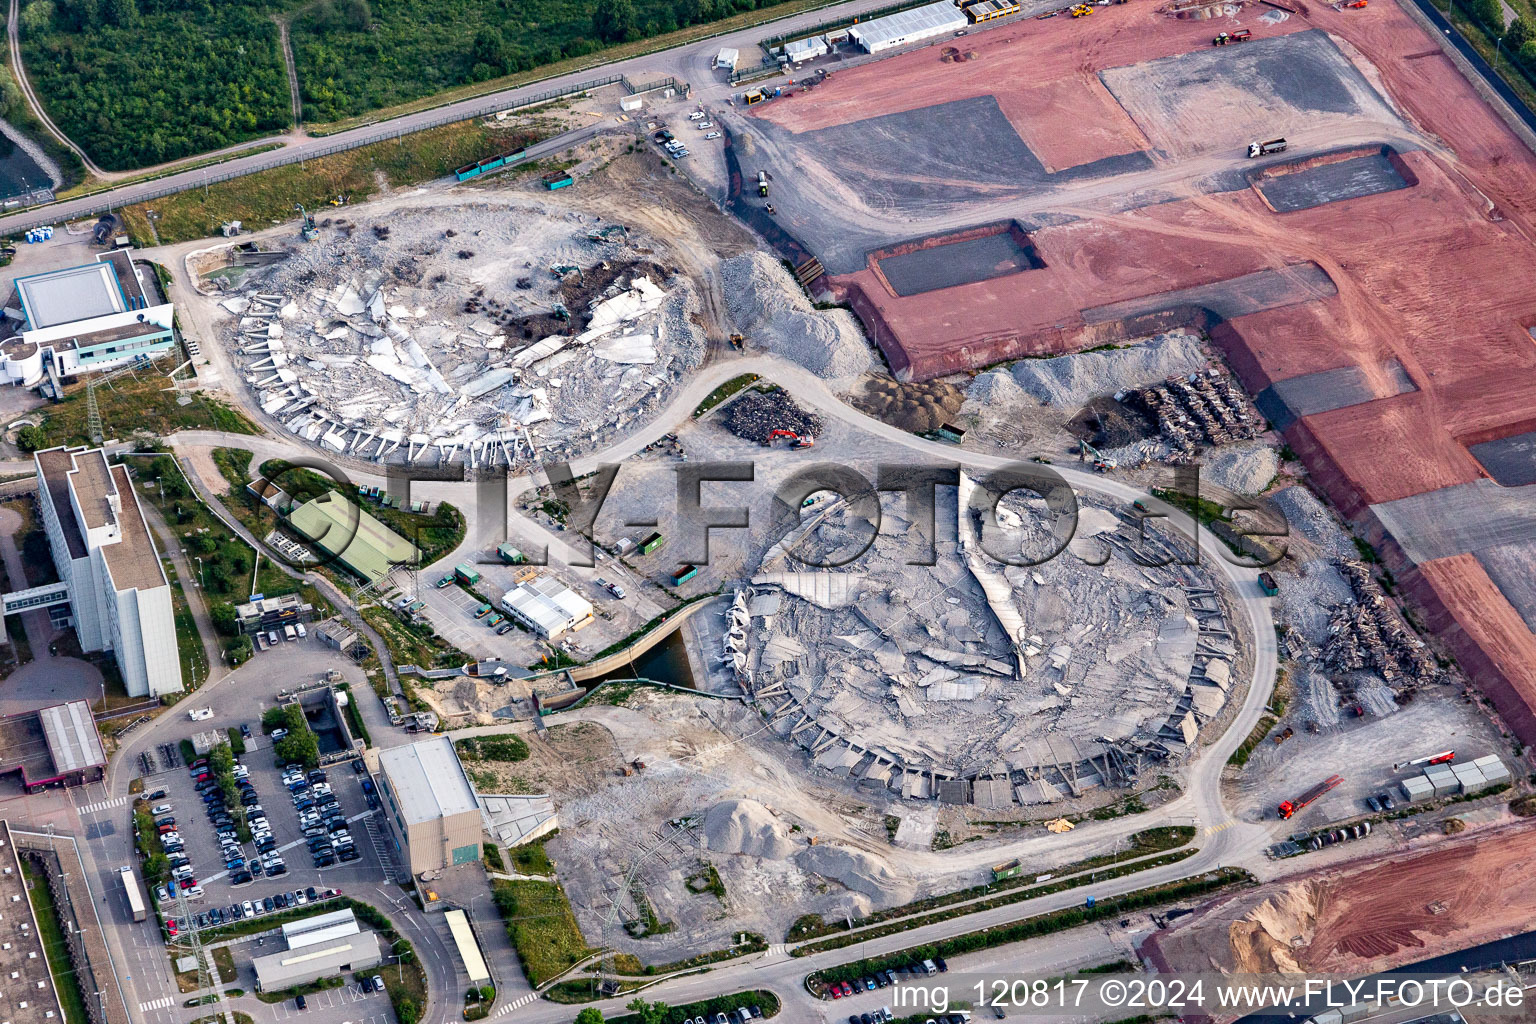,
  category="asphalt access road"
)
[0,0,912,238]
